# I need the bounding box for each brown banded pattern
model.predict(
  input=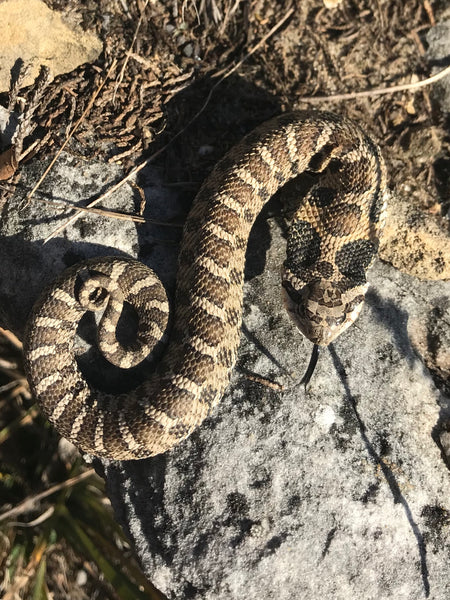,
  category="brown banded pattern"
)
[24,112,388,459]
